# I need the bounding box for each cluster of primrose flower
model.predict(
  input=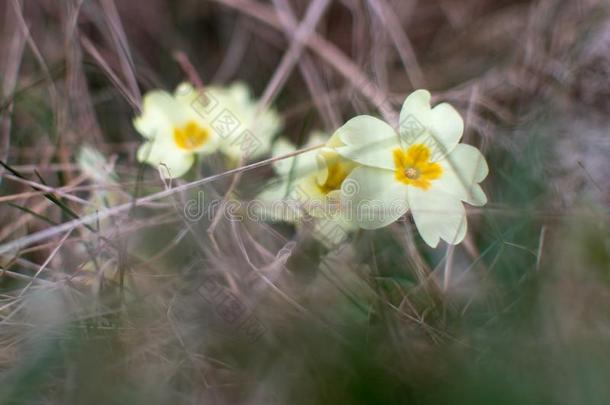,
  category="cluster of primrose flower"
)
[134,84,488,248]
